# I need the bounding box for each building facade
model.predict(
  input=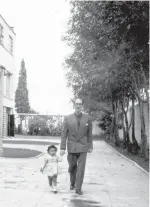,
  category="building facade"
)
[0,14,16,147]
